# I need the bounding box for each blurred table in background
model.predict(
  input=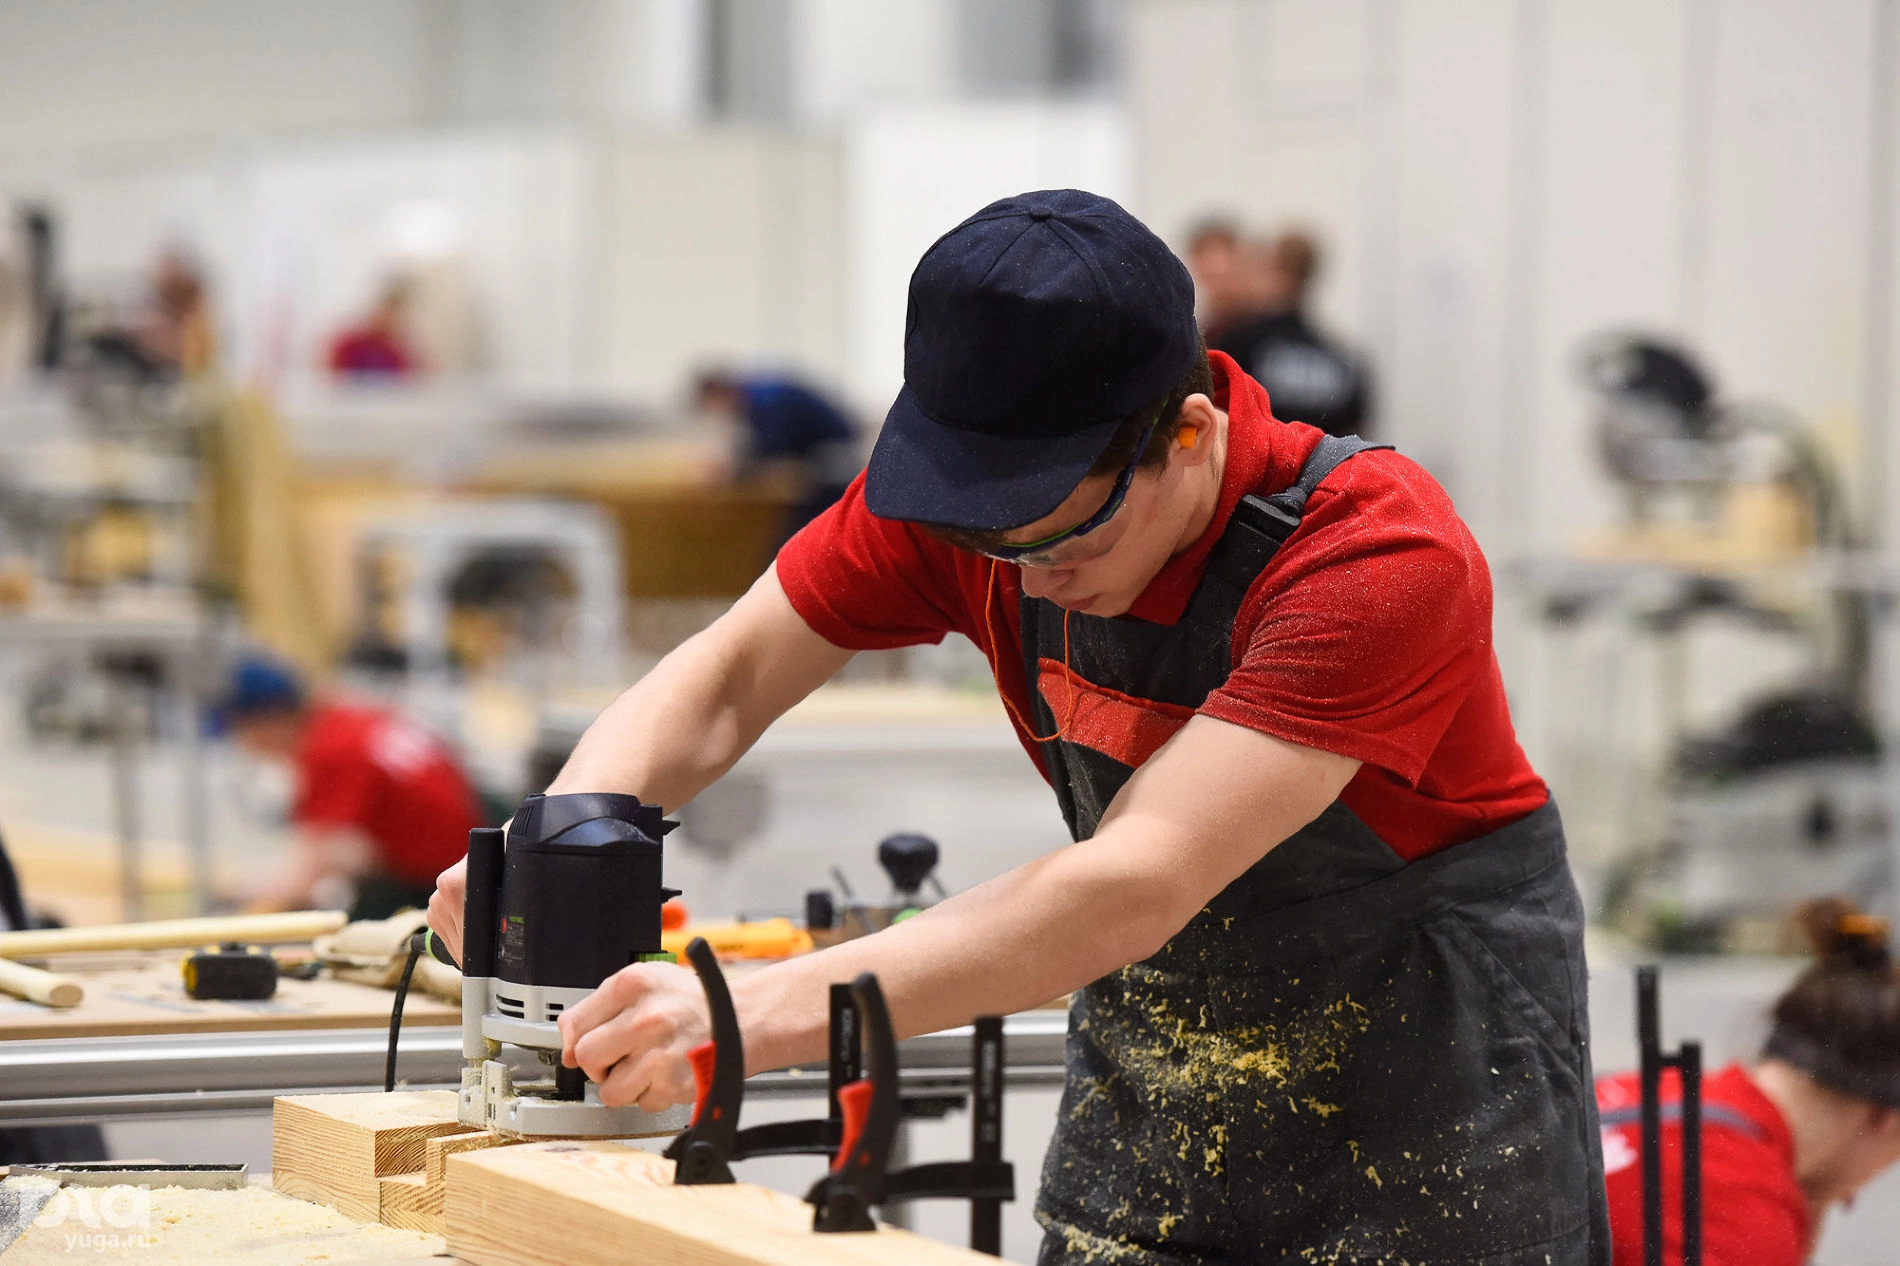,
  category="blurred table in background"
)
[470,438,795,600]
